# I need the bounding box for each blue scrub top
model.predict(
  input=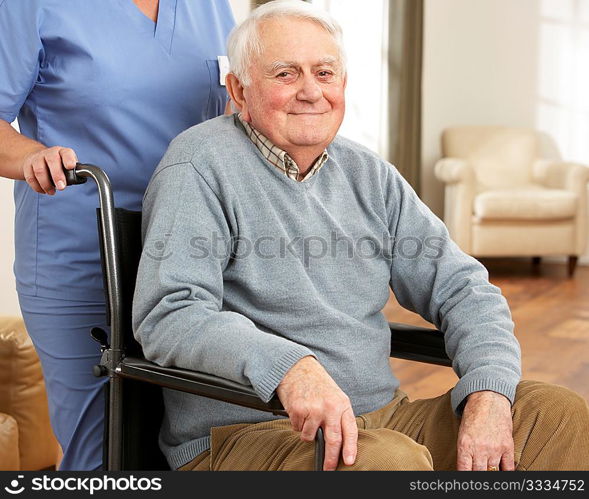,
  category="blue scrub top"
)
[0,0,234,302]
